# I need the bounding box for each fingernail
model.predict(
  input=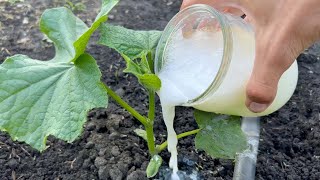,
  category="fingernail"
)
[249,102,268,113]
